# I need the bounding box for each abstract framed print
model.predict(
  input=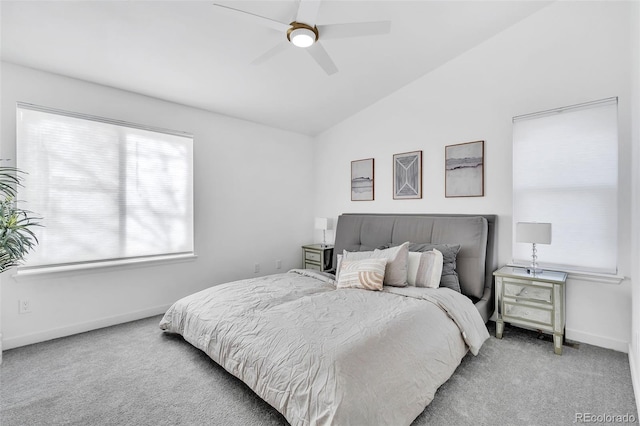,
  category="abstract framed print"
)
[393,151,422,199]
[351,158,374,201]
[445,140,484,197]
